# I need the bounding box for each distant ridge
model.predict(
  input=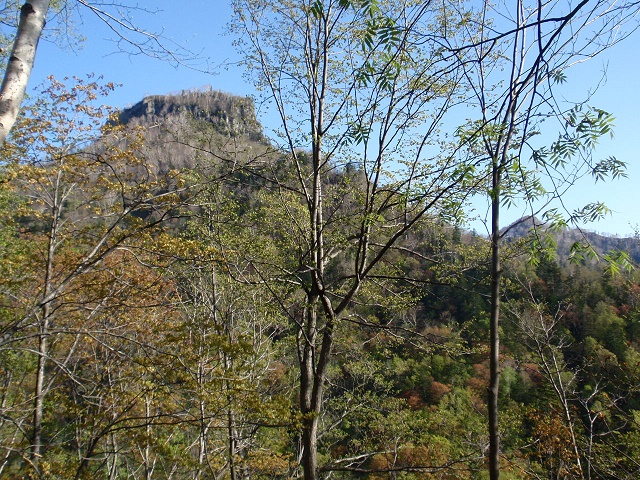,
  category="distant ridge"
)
[503,216,640,264]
